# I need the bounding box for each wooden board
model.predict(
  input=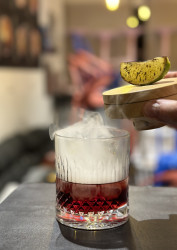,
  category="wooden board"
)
[103,77,177,105]
[104,93,177,119]
[103,77,177,130]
